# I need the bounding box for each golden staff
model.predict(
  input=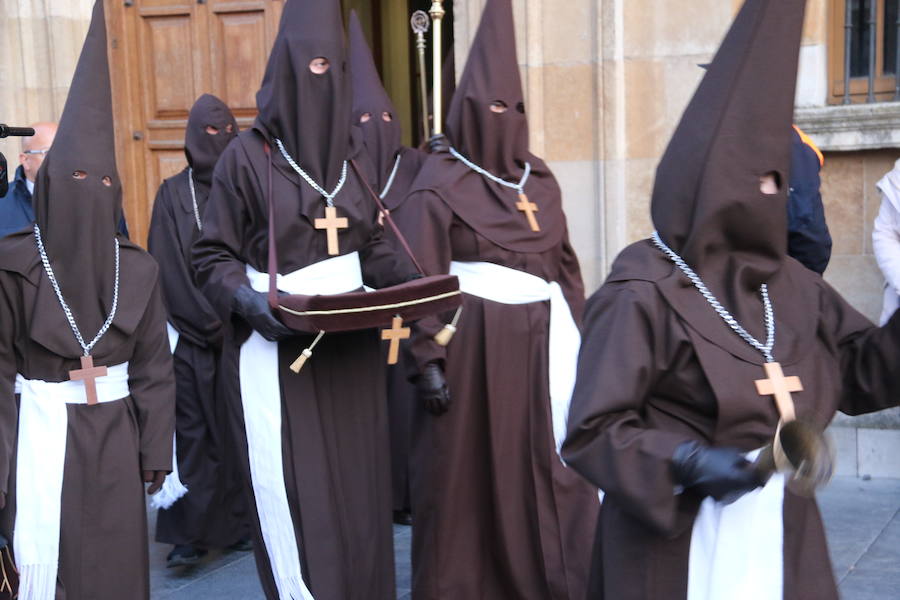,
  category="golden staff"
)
[429,1,446,136]
[410,10,431,142]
